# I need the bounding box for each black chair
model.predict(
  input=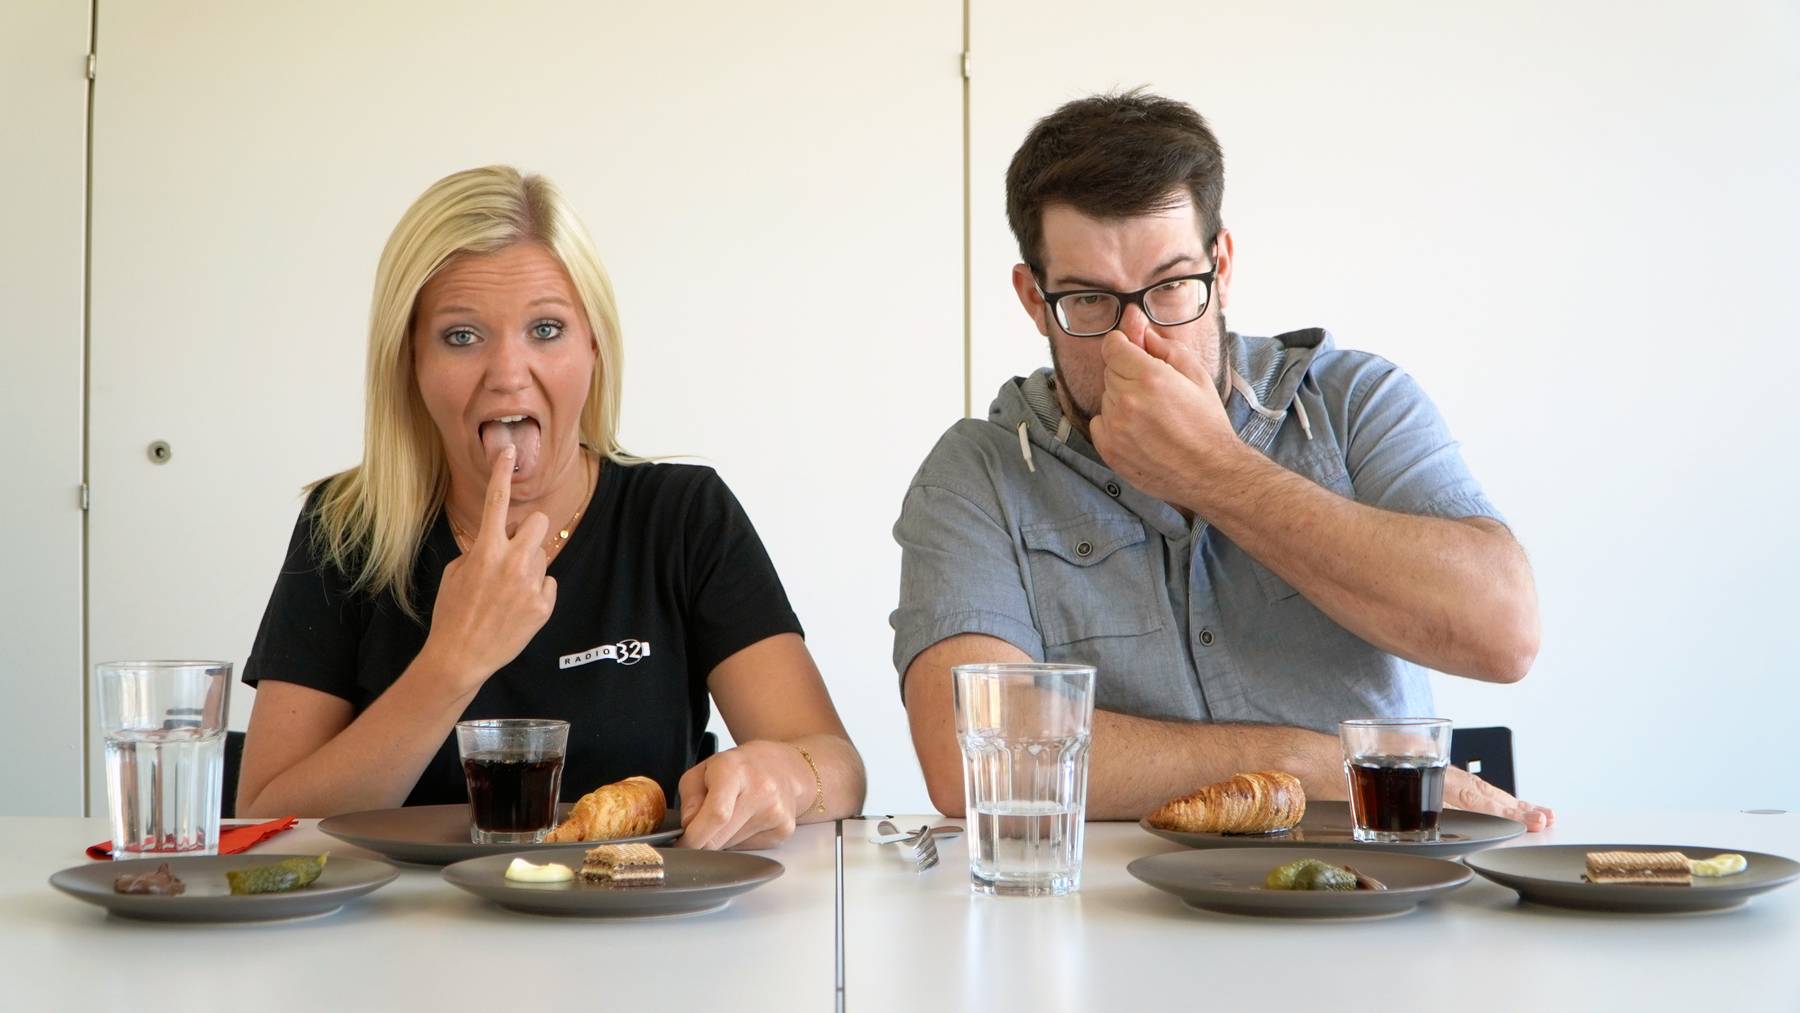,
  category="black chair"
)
[1450,726,1514,796]
[697,731,719,762]
[222,730,246,818]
